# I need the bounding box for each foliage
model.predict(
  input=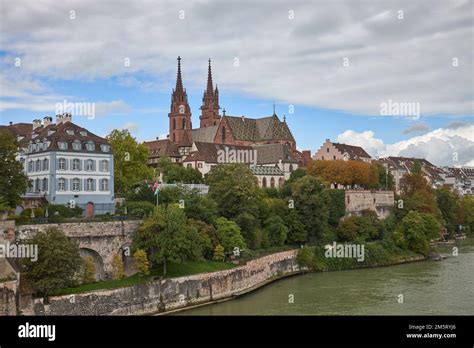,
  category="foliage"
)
[296,246,314,270]
[120,201,155,218]
[280,167,307,197]
[81,256,96,283]
[183,191,218,224]
[133,249,150,276]
[111,253,125,280]
[106,129,154,196]
[291,175,330,242]
[283,209,307,244]
[307,160,378,189]
[214,217,246,252]
[157,157,203,184]
[391,211,438,255]
[205,163,260,219]
[327,189,345,226]
[125,182,156,204]
[377,163,395,190]
[234,212,261,249]
[187,219,216,259]
[436,186,460,235]
[263,215,288,246]
[21,227,82,296]
[0,129,28,208]
[213,244,225,262]
[47,204,83,218]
